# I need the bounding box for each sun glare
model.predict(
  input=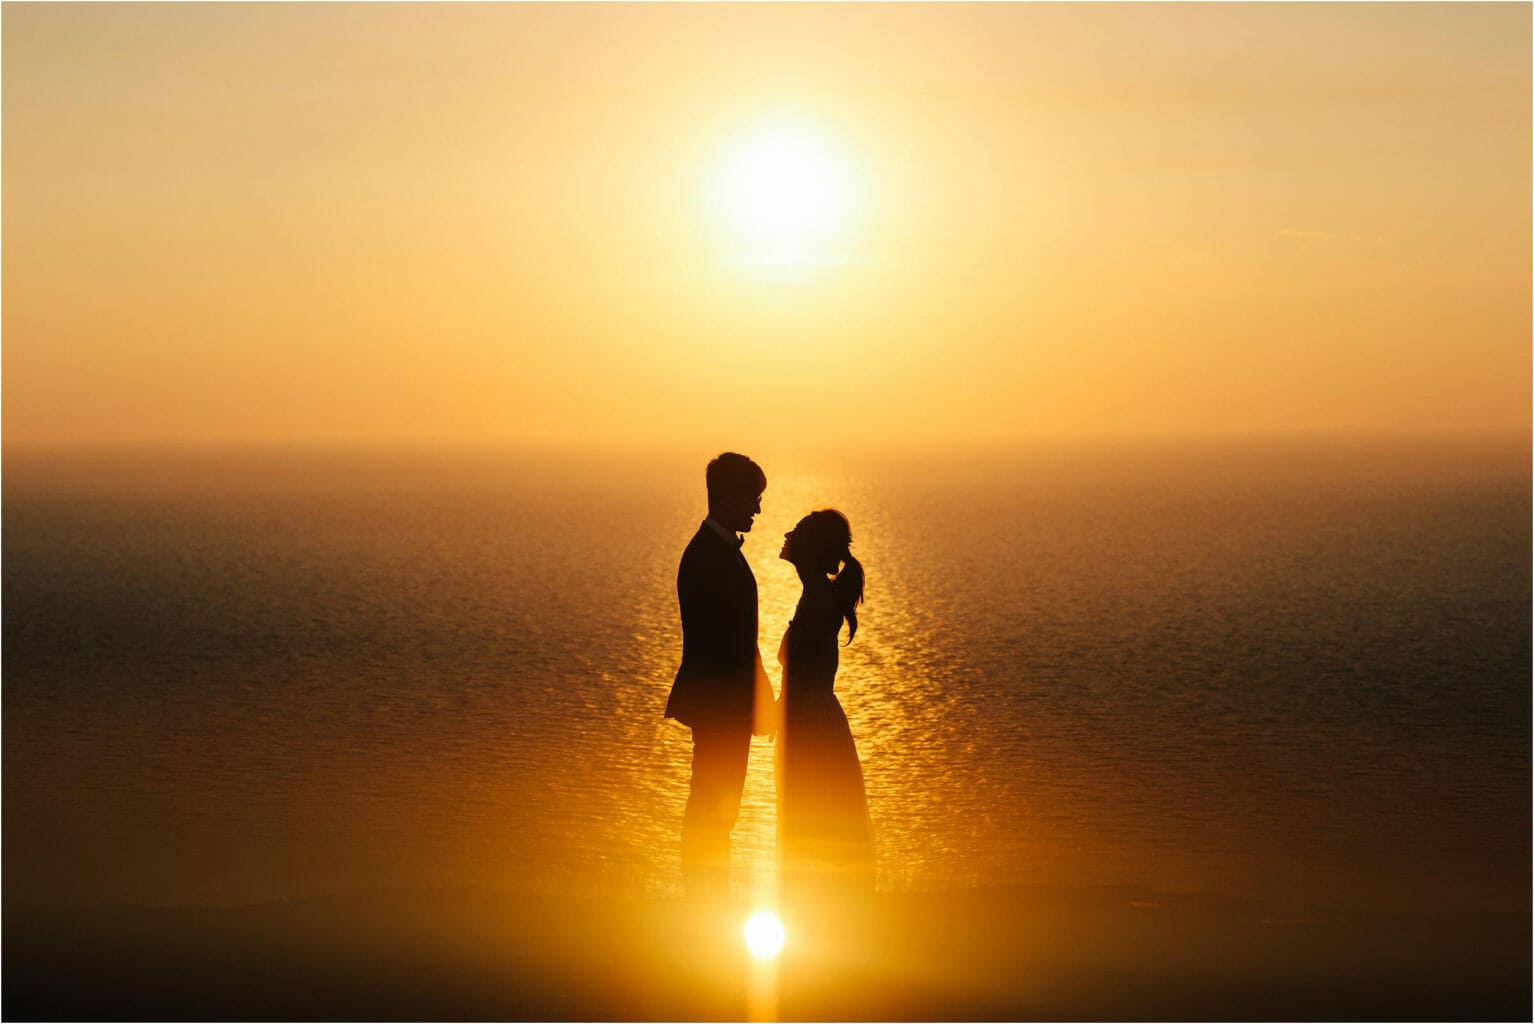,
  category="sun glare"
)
[709,116,858,267]
[743,910,786,959]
